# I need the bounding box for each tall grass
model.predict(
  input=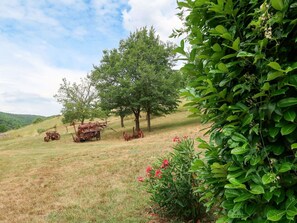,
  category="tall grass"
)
[0,110,207,222]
